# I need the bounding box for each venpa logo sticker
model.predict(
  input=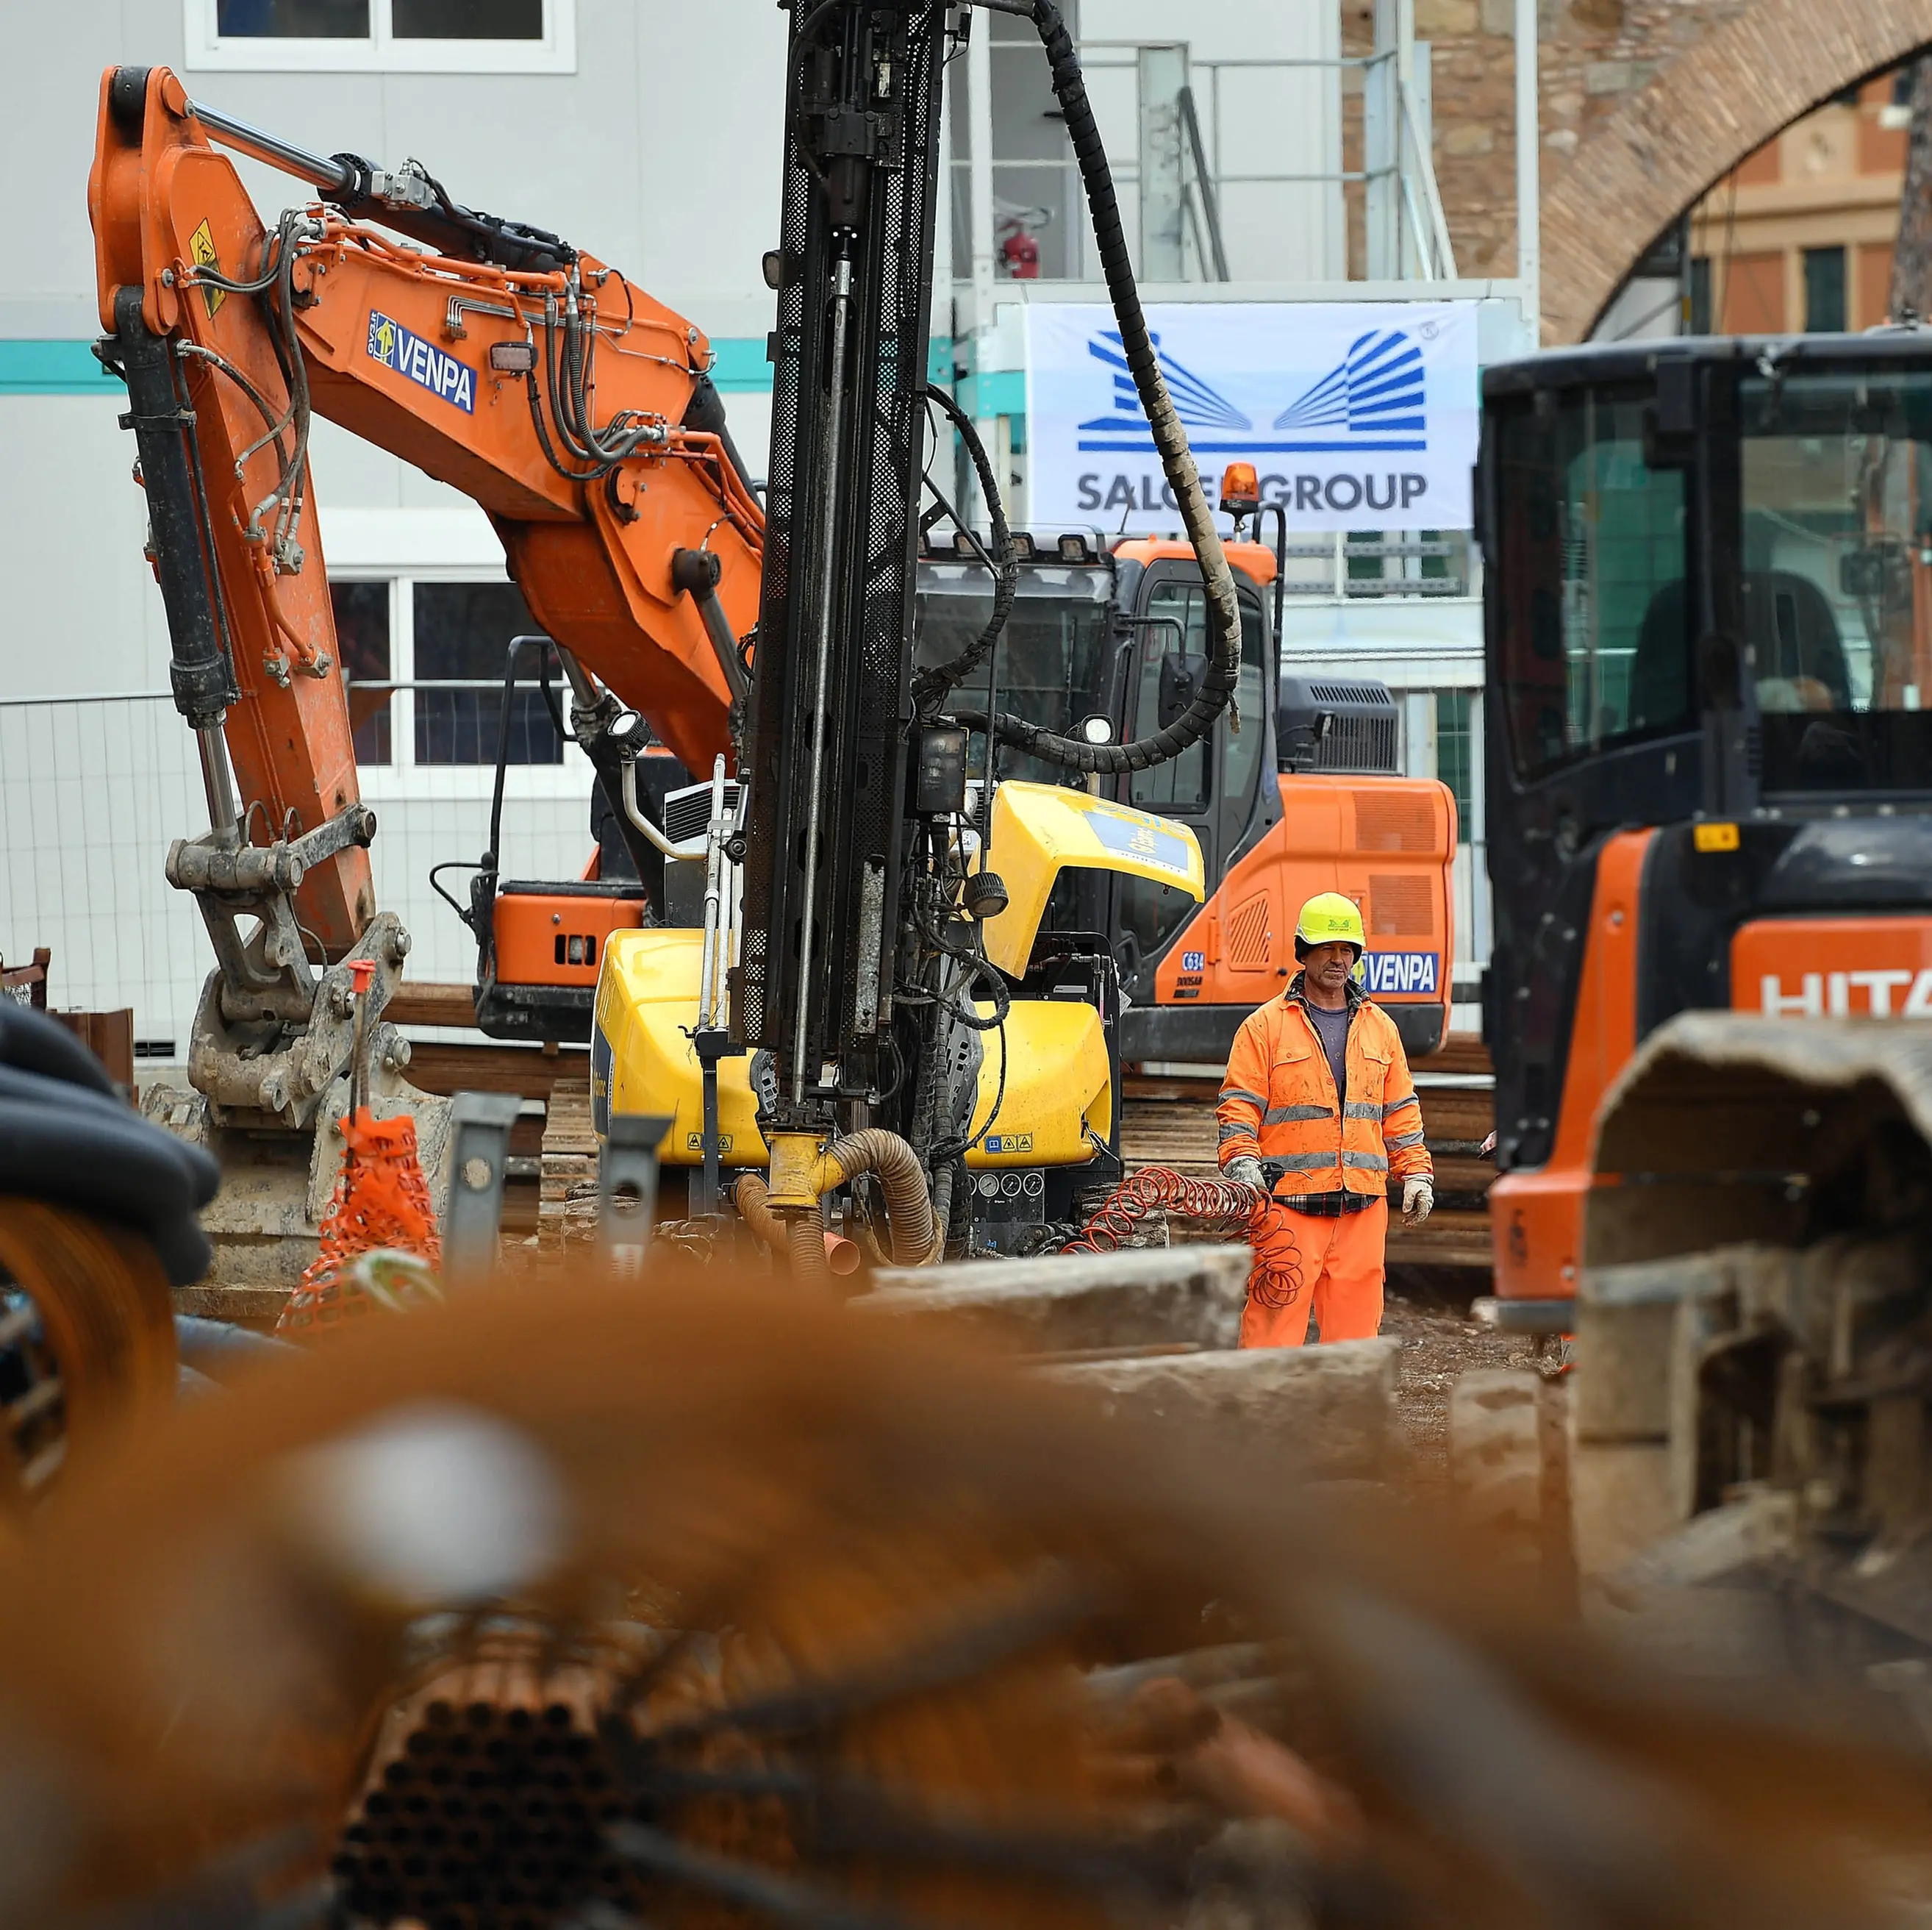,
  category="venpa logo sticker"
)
[1362,951,1438,996]
[366,308,476,413]
[1758,970,1932,1018]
